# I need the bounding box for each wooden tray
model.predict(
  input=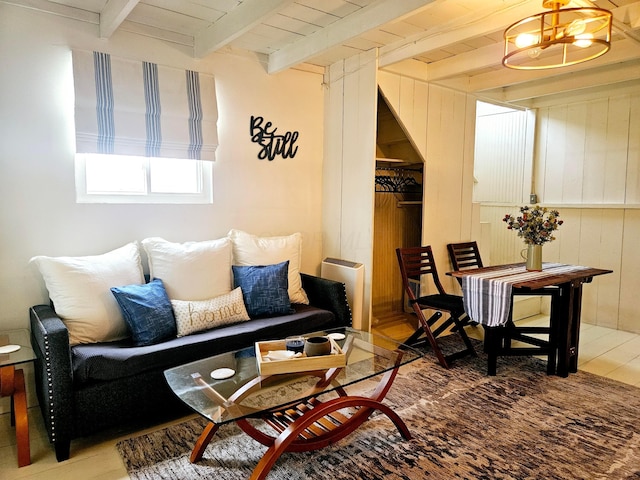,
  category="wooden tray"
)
[255,337,346,375]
